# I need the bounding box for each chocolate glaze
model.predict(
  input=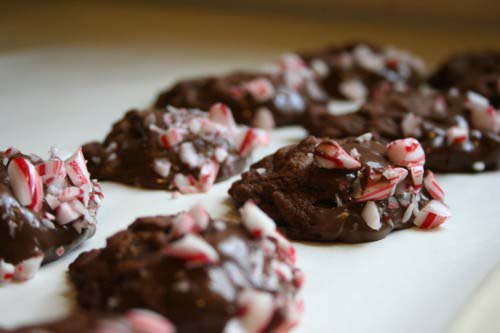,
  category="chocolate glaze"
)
[82,107,250,191]
[300,41,426,101]
[69,211,302,333]
[305,86,500,172]
[428,50,500,107]
[0,152,97,266]
[153,70,326,127]
[229,136,435,242]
